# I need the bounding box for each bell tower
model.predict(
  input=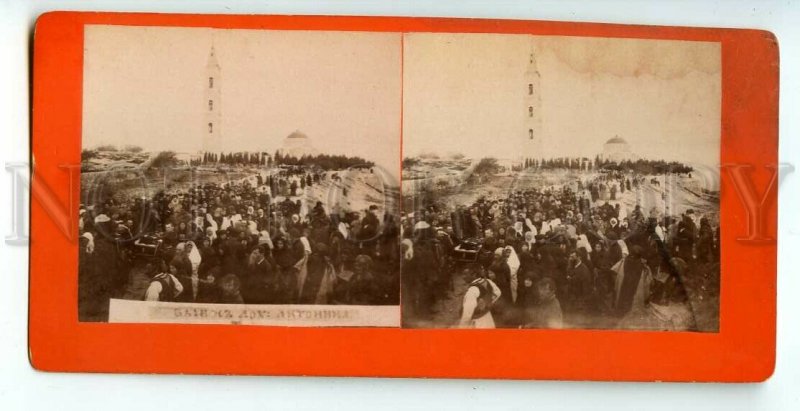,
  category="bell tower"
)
[203,45,222,154]
[522,38,543,165]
